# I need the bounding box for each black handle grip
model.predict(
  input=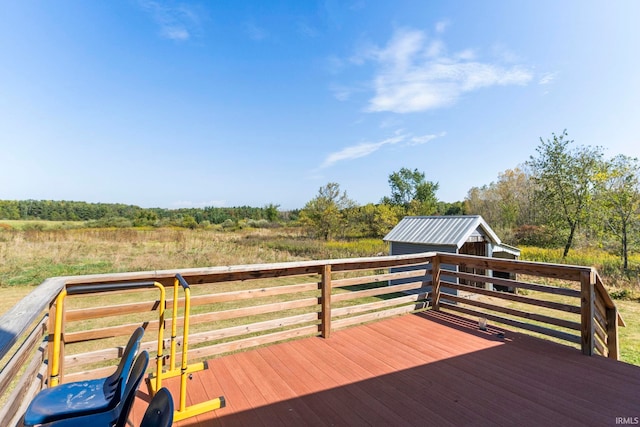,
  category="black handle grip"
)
[175,274,190,290]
